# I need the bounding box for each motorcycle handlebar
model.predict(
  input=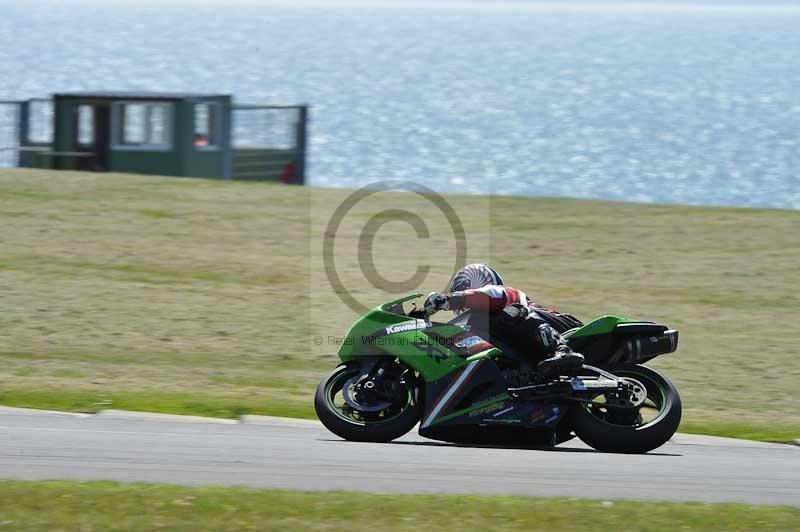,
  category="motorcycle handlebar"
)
[407,308,429,320]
